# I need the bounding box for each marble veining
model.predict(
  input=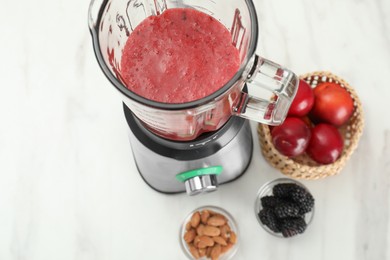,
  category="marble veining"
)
[0,0,389,259]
